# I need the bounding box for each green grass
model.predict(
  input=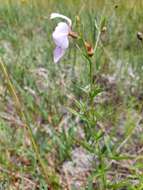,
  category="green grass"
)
[0,0,143,189]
